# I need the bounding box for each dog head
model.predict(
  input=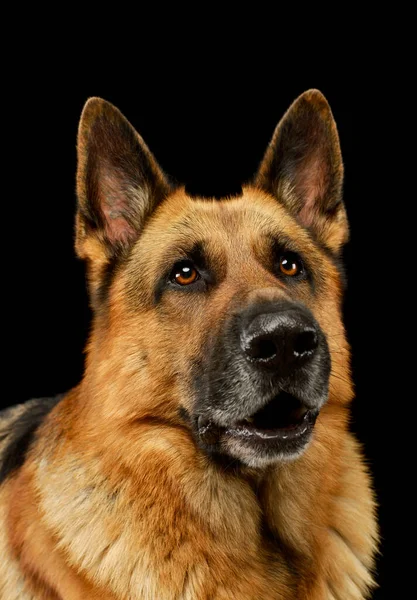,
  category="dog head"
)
[76,90,351,469]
